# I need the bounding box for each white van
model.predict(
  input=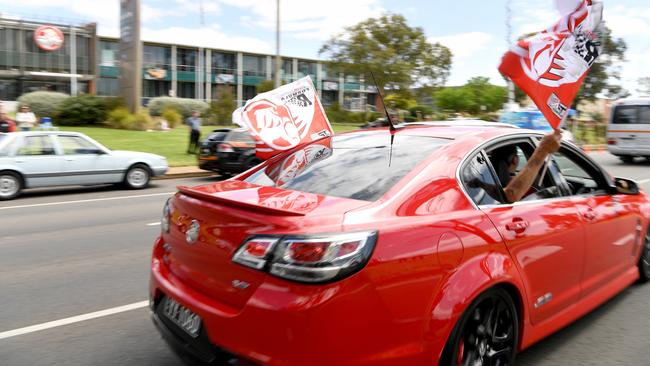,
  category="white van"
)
[607,98,650,163]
